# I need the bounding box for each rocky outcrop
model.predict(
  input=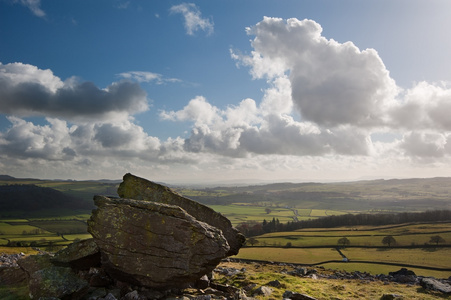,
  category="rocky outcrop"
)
[87,195,230,288]
[117,173,245,256]
[0,174,245,298]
